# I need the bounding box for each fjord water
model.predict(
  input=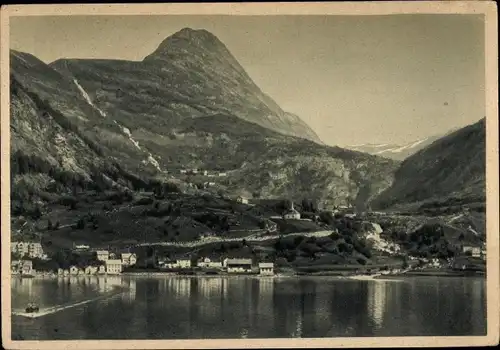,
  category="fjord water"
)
[11,276,486,340]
